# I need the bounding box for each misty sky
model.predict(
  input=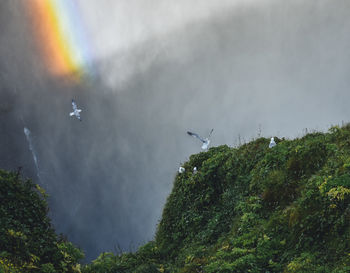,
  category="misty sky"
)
[76,0,250,57]
[1,0,350,261]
